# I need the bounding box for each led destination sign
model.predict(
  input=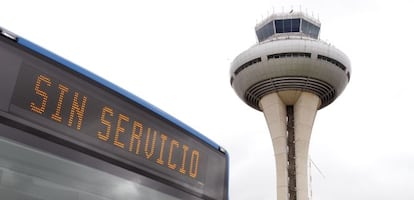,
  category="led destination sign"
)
[12,65,203,179]
[6,61,228,199]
